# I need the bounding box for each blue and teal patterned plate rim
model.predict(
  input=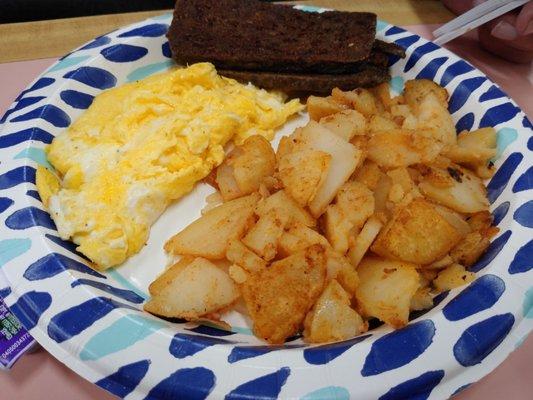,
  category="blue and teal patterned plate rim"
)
[0,9,532,400]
